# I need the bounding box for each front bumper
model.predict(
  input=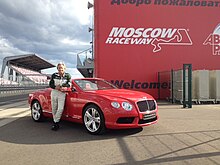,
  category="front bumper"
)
[105,111,158,129]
